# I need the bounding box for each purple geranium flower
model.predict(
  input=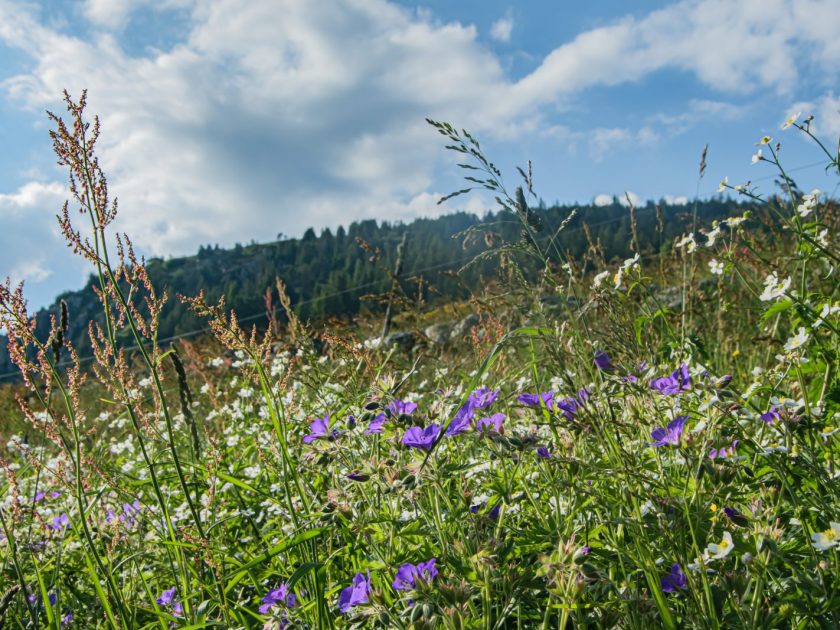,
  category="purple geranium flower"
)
[468,387,499,410]
[402,424,441,450]
[365,413,387,434]
[536,446,552,459]
[517,391,554,409]
[594,351,613,371]
[476,412,504,433]
[393,558,438,591]
[650,415,688,447]
[556,395,583,420]
[388,399,418,416]
[260,582,297,615]
[760,407,780,424]
[339,571,371,613]
[650,363,692,395]
[661,563,687,593]
[303,413,338,444]
[445,403,474,437]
